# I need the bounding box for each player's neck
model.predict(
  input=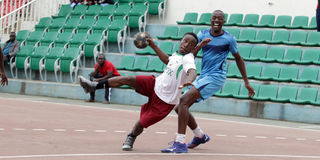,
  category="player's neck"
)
[210,29,224,37]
